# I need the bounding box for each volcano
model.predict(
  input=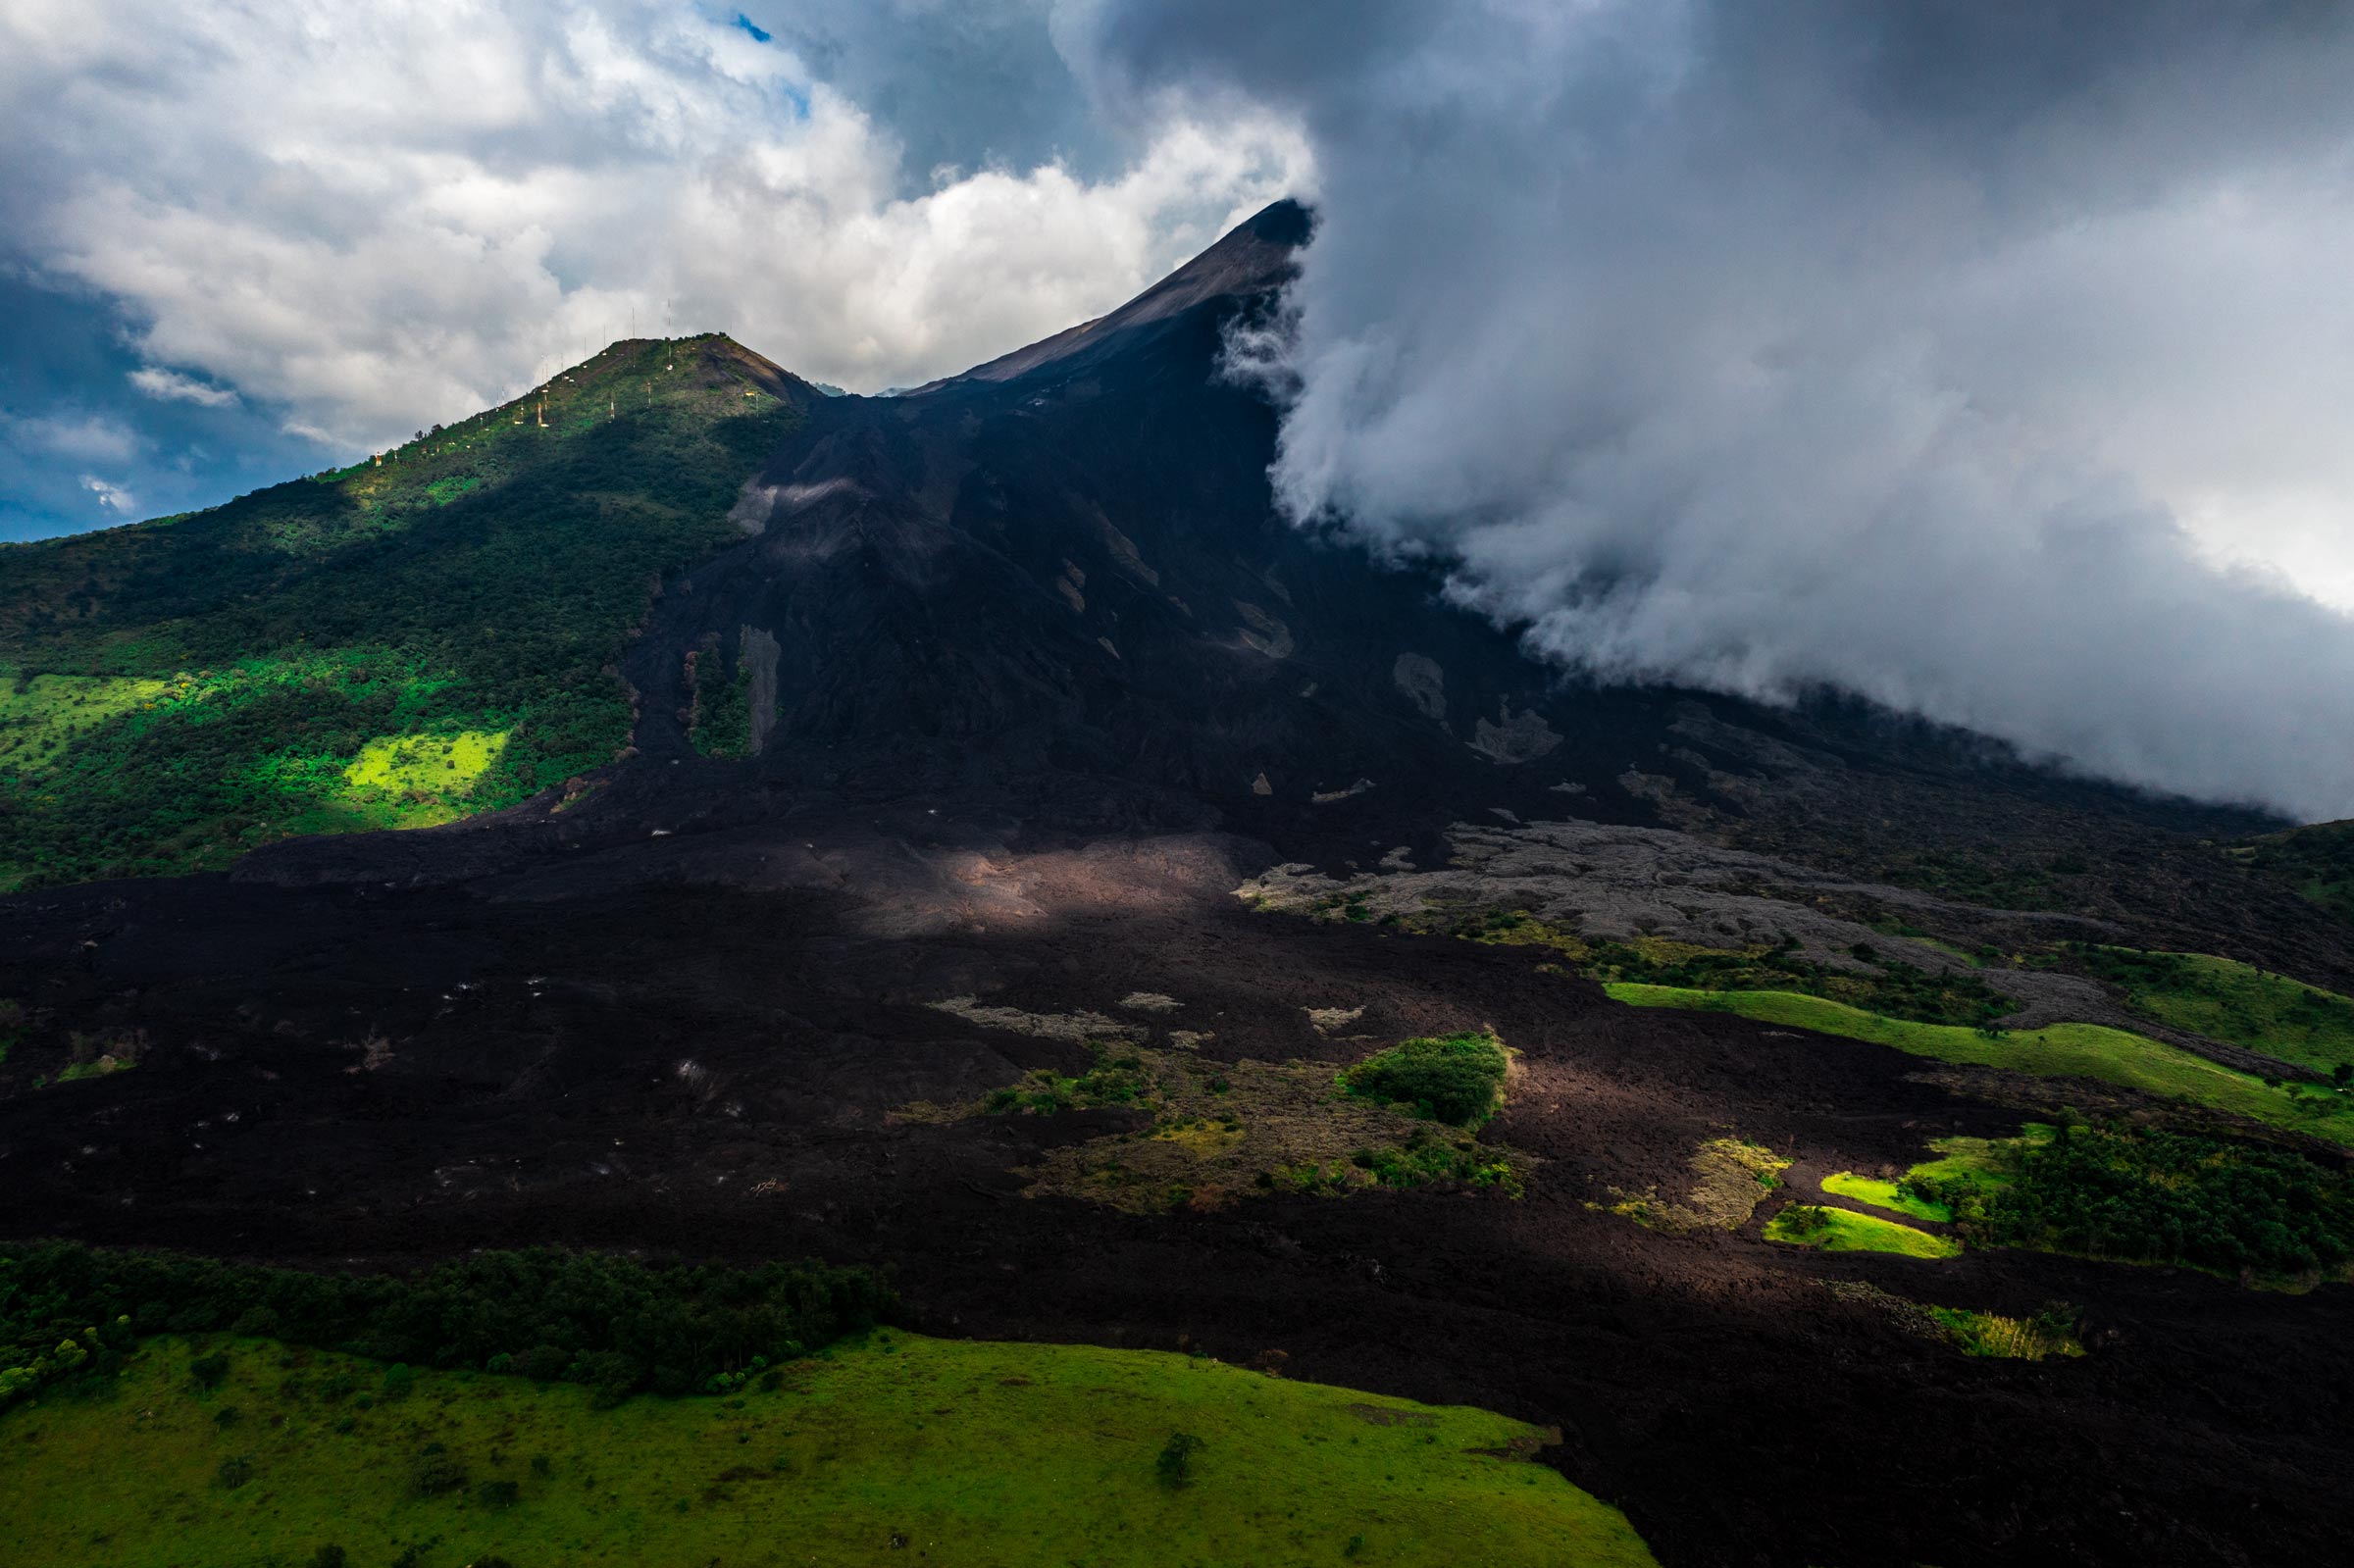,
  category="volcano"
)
[2,203,2349,1568]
